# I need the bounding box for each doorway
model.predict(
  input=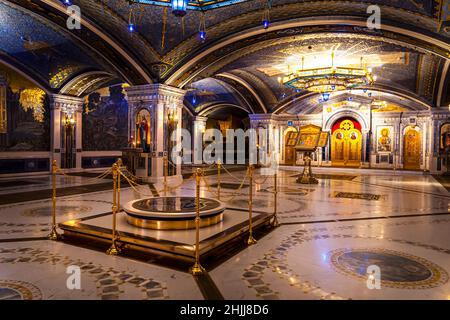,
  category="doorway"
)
[403,127,421,170]
[331,118,362,167]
